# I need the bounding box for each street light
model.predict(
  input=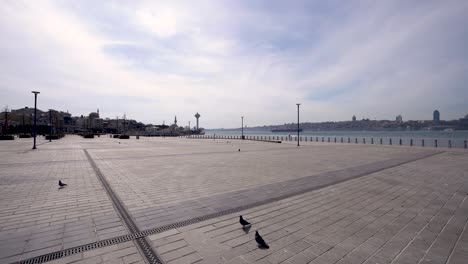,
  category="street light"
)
[31,91,40,149]
[296,103,301,146]
[241,116,244,140]
[49,109,52,142]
